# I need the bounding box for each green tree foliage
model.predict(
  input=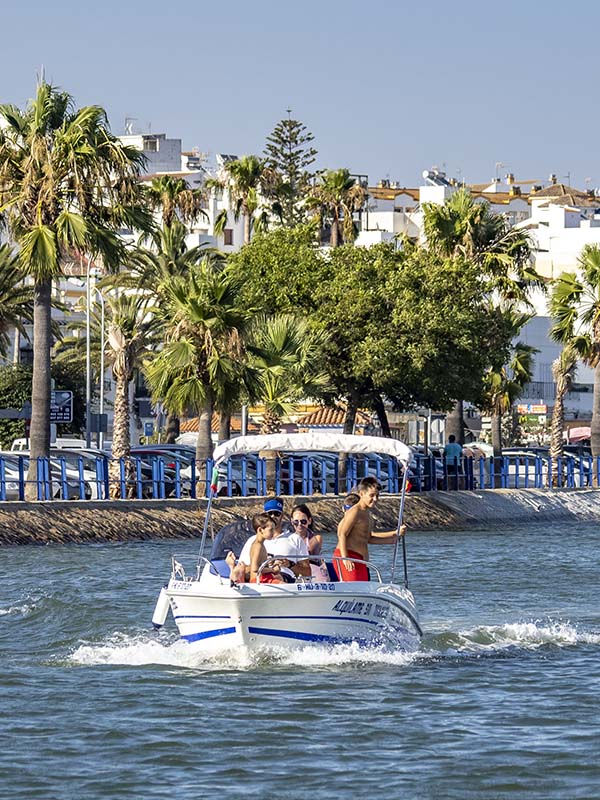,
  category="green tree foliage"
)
[143,263,254,461]
[0,81,150,496]
[308,169,367,247]
[205,155,278,245]
[145,174,207,228]
[264,114,317,228]
[228,224,326,313]
[315,243,508,417]
[0,243,34,357]
[549,243,600,457]
[0,363,85,448]
[230,228,514,428]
